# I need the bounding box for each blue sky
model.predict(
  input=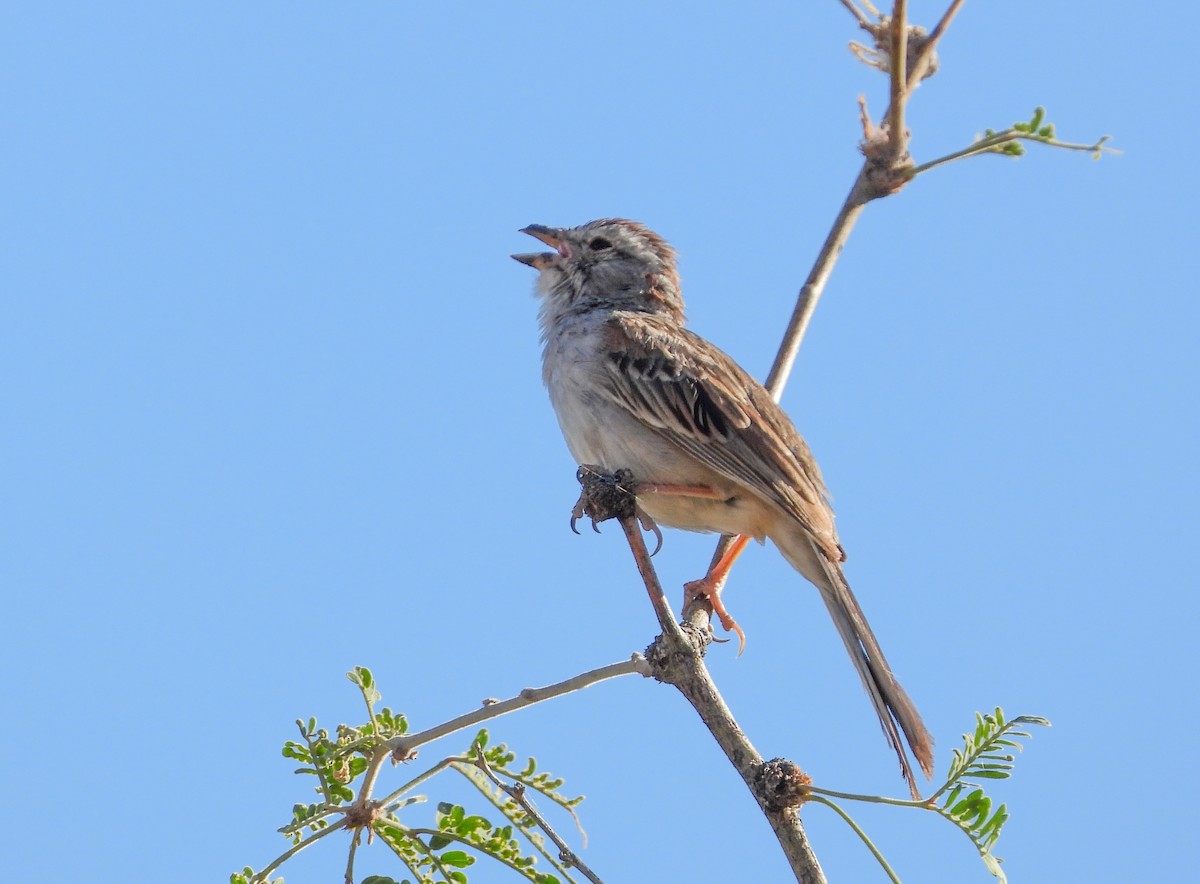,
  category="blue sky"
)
[3,2,1194,882]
